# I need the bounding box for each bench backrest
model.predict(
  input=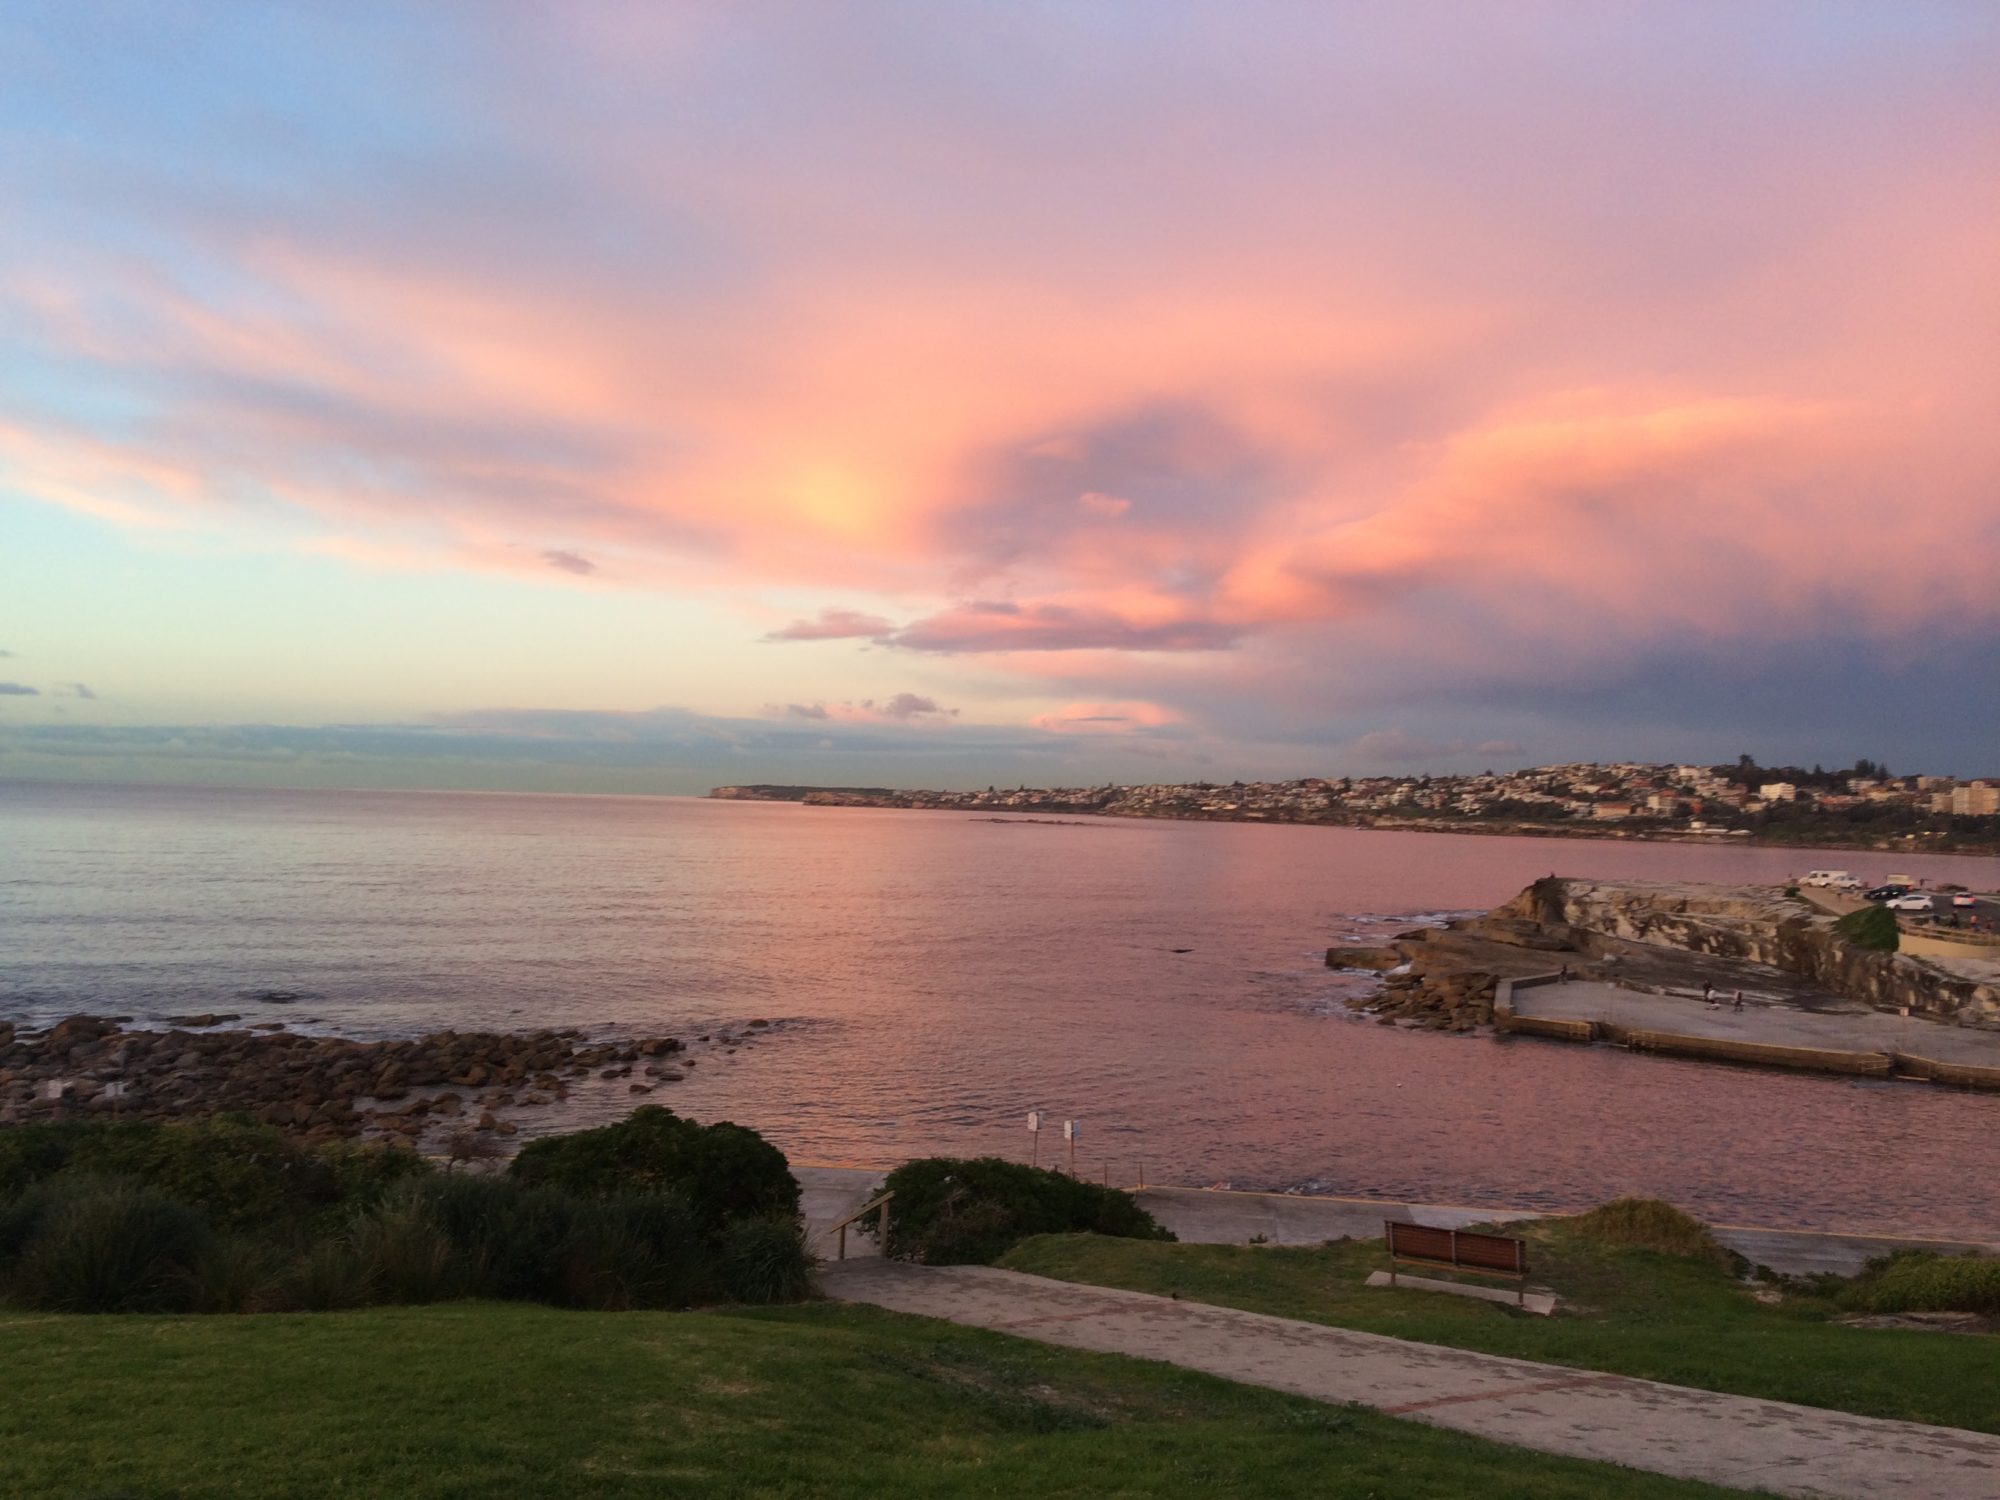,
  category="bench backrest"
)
[1385,1220,1527,1276]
